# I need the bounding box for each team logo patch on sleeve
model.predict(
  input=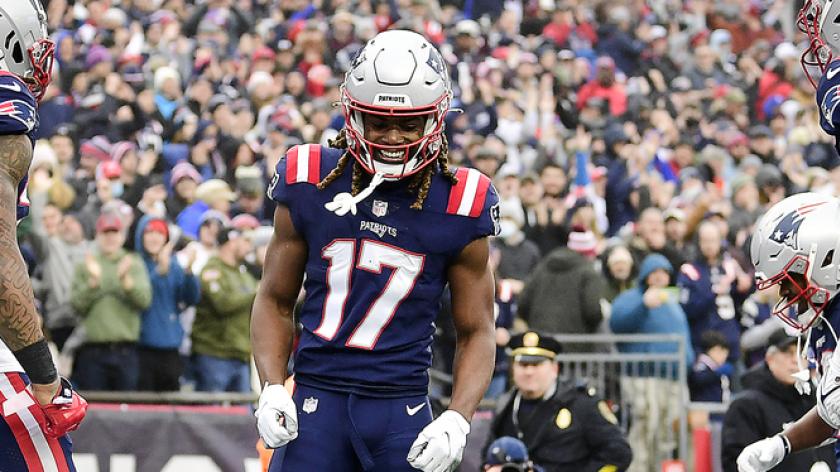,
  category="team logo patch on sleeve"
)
[0,99,36,132]
[446,168,491,217]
